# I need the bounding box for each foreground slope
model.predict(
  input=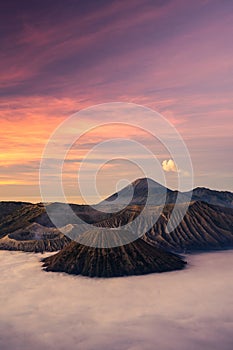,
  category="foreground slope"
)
[42,230,186,277]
